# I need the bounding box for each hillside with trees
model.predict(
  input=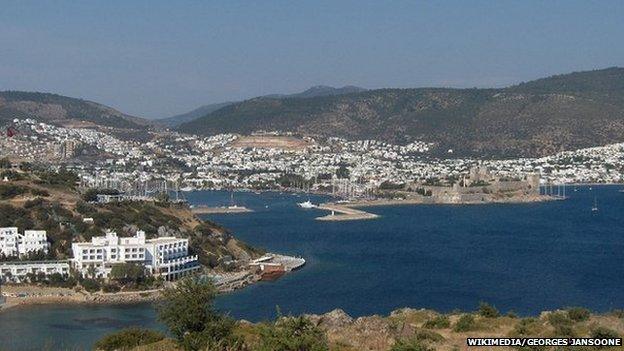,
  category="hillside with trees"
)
[0,91,151,129]
[178,67,624,158]
[0,161,262,268]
